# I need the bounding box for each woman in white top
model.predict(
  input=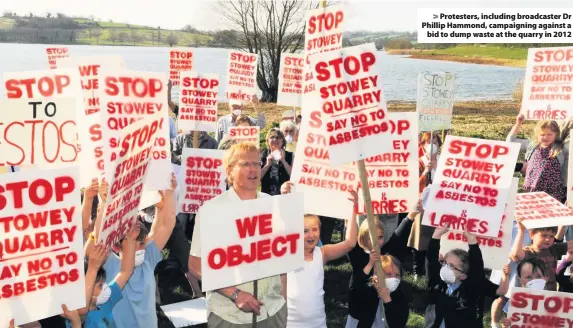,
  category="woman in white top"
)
[281,182,359,328]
